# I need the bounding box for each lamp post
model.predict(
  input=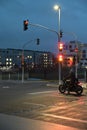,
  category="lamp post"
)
[54,5,61,84]
[22,49,24,83]
[53,5,61,37]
